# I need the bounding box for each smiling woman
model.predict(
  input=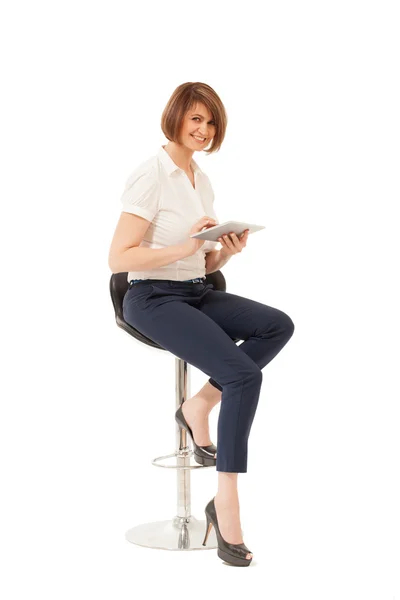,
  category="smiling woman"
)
[108,81,295,568]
